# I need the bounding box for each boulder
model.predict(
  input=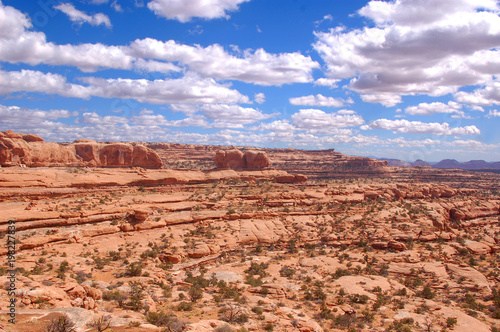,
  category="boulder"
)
[160,254,182,264]
[188,241,212,258]
[430,188,441,198]
[83,296,96,310]
[23,286,71,305]
[83,285,103,300]
[63,283,86,300]
[364,191,379,200]
[371,241,388,249]
[71,297,84,307]
[441,187,456,197]
[295,174,308,182]
[389,240,407,251]
[133,209,150,222]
